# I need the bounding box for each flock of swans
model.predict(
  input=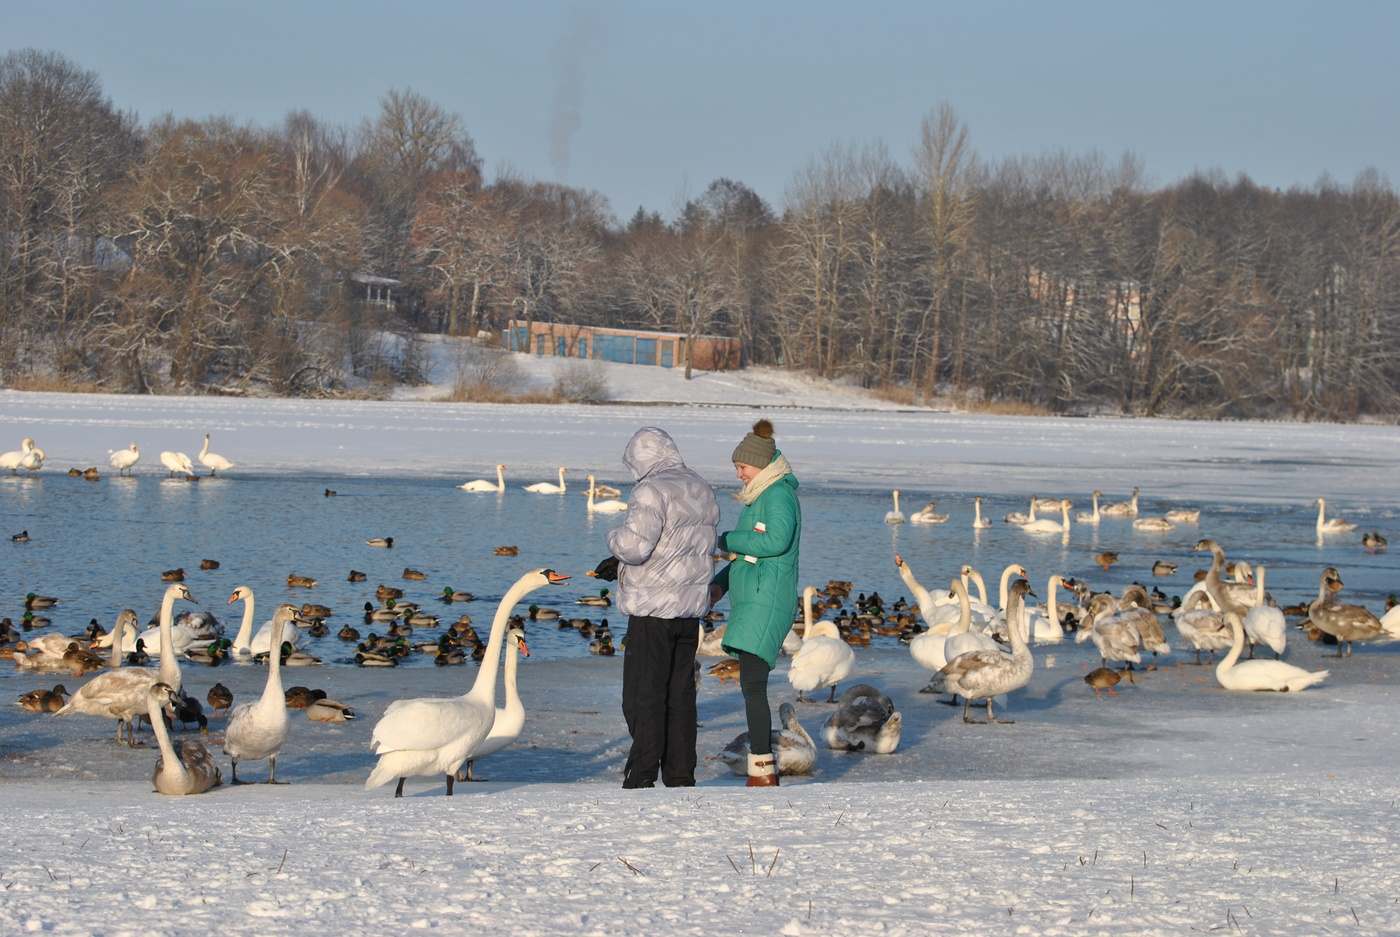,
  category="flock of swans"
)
[458,465,628,512]
[0,434,235,478]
